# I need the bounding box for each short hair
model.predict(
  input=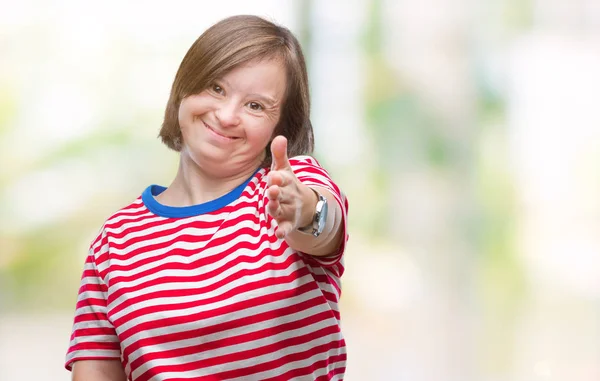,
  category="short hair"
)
[159,15,314,167]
